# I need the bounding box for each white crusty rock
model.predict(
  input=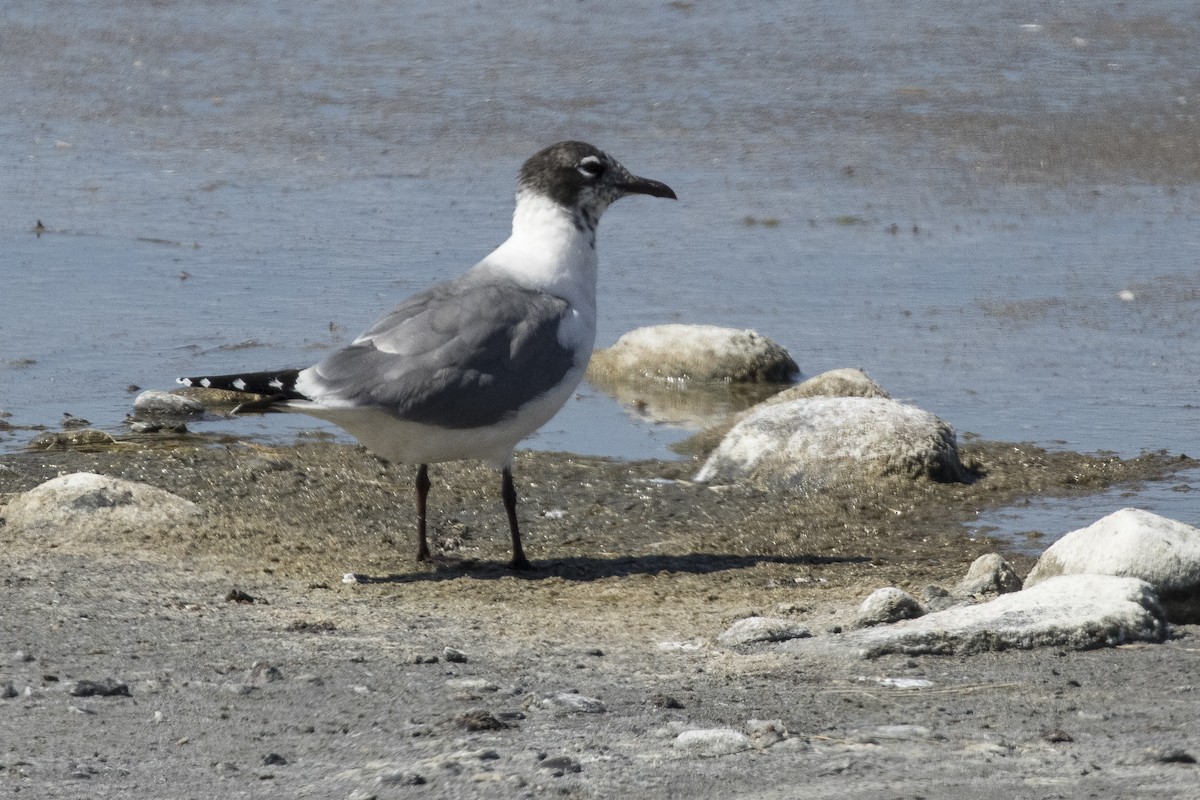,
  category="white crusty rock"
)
[717,616,811,647]
[132,390,205,416]
[2,472,202,546]
[785,574,1167,658]
[1025,508,1200,623]
[953,553,1023,598]
[695,397,965,488]
[588,324,798,384]
[855,587,925,627]
[761,368,890,403]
